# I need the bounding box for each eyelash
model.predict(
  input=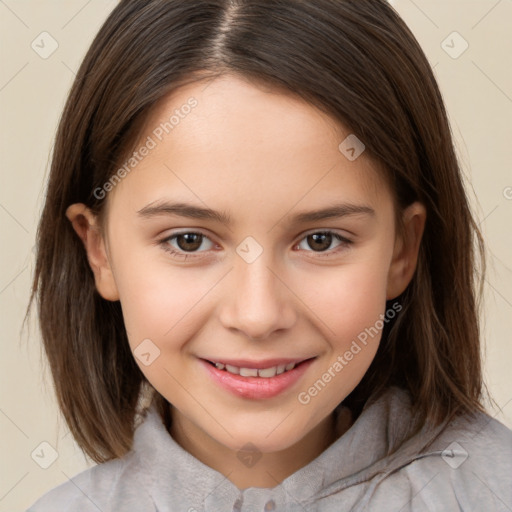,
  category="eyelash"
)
[159,230,353,260]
